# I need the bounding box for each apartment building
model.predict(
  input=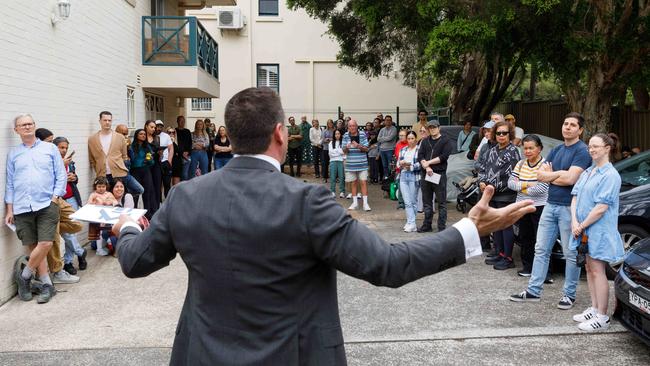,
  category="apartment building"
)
[186,1,417,127]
